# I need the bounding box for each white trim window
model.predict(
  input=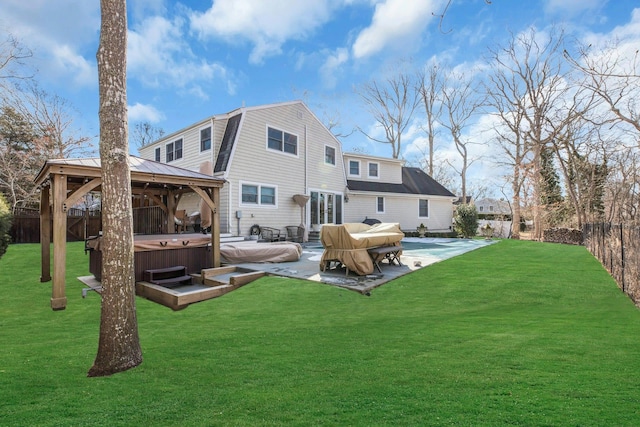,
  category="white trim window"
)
[368,162,379,178]
[376,196,385,213]
[348,160,360,177]
[200,126,212,152]
[241,182,277,207]
[325,145,336,165]
[154,147,161,162]
[419,199,429,218]
[166,138,183,162]
[267,126,297,155]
